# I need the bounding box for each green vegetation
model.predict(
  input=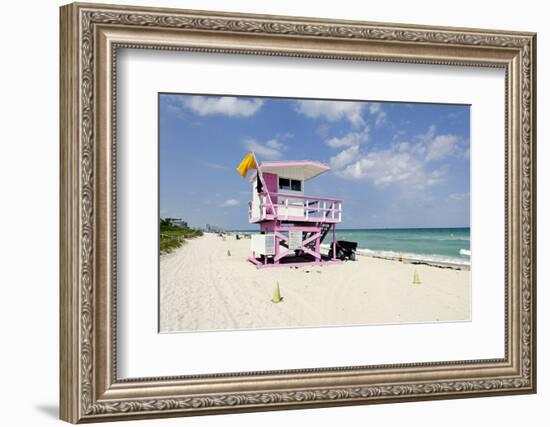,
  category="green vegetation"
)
[160,219,203,254]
